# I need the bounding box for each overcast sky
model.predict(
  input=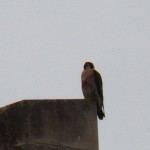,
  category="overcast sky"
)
[0,1,150,150]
